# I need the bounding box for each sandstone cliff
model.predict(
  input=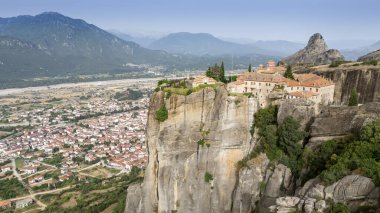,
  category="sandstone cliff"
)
[126,86,258,212]
[282,33,344,66]
[125,89,380,213]
[295,65,380,104]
